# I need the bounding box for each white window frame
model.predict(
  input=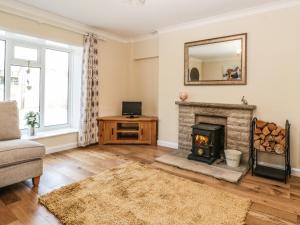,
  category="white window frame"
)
[0,38,6,101]
[1,36,75,132]
[12,42,40,65]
